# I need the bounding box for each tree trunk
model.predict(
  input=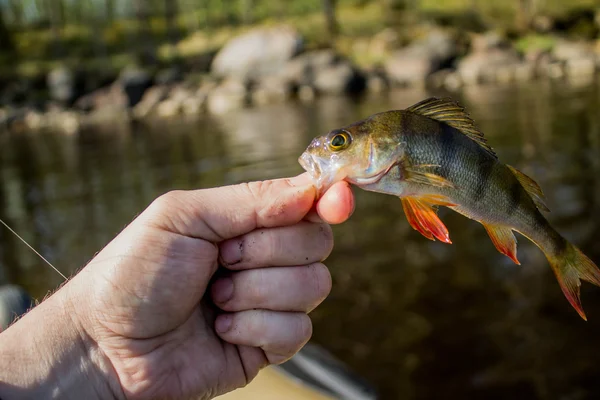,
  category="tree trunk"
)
[8,0,24,27]
[165,0,179,44]
[322,0,339,43]
[517,0,536,32]
[182,0,200,32]
[133,0,154,63]
[0,9,14,54]
[47,0,64,57]
[382,0,417,38]
[241,0,254,25]
[105,0,115,22]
